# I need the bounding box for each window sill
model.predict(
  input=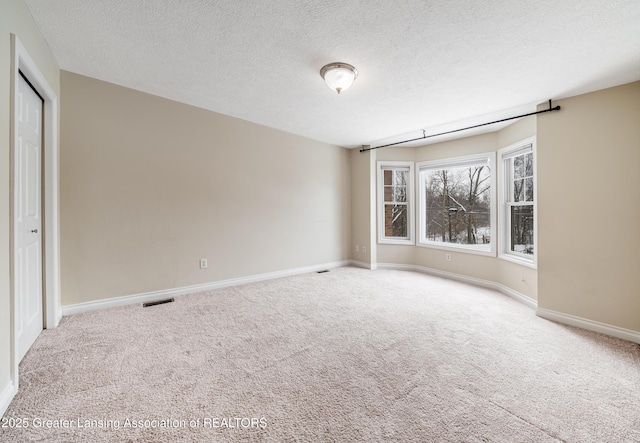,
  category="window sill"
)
[417,241,495,257]
[499,252,537,269]
[379,238,415,246]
